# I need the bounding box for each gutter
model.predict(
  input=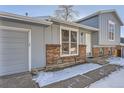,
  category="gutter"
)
[0,12,52,26]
